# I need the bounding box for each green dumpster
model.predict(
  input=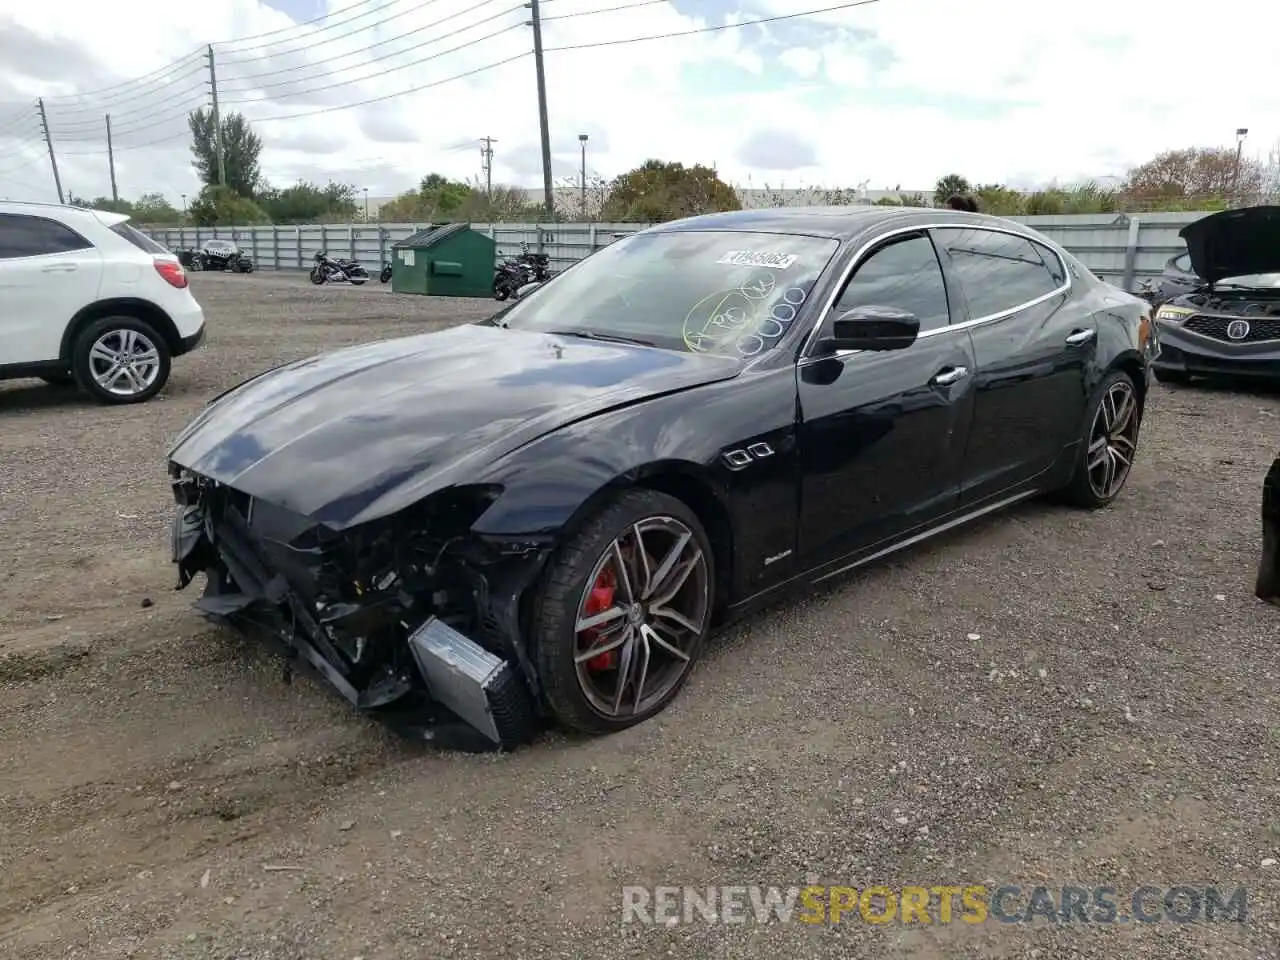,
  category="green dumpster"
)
[389,223,496,298]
